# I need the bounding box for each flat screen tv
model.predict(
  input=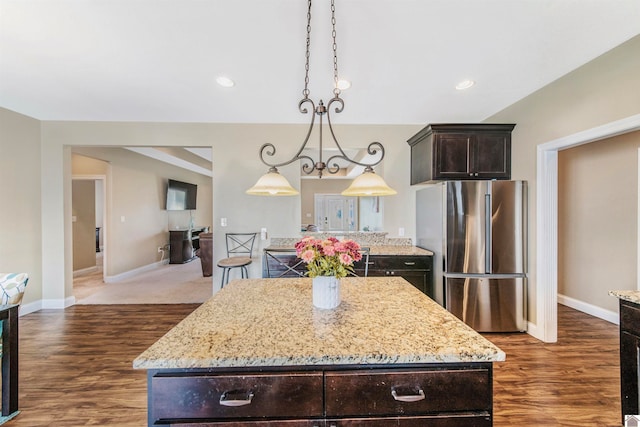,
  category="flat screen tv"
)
[166,179,197,210]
